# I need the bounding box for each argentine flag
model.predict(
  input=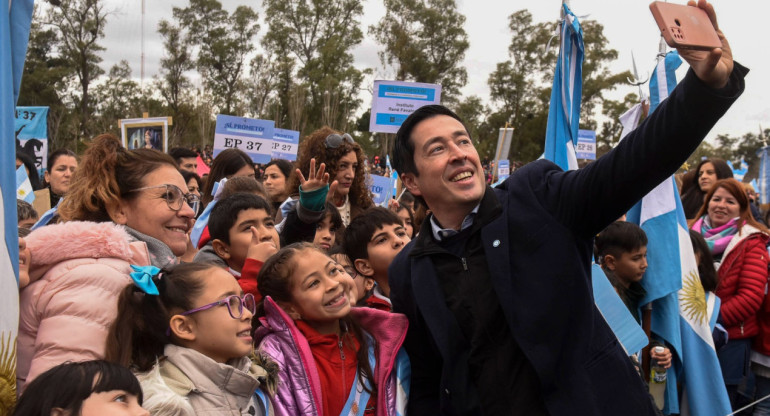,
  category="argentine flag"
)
[1,0,35,412]
[726,159,747,181]
[16,165,34,203]
[543,3,583,171]
[626,50,731,415]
